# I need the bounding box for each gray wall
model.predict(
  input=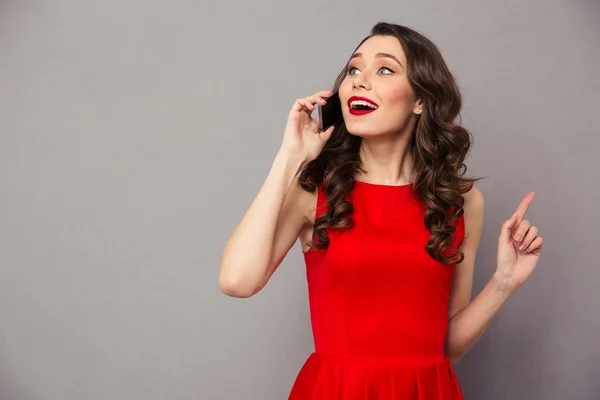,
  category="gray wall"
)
[0,0,598,399]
